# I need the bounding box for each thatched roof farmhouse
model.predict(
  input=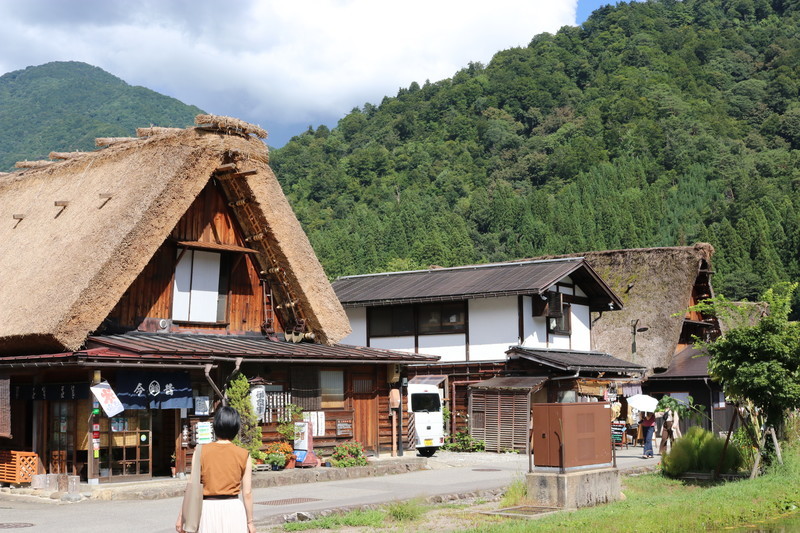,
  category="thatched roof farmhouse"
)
[0,115,350,354]
[538,243,717,374]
